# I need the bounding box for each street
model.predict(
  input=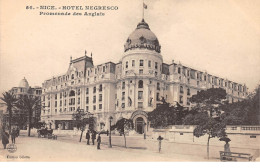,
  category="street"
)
[0,132,215,162]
